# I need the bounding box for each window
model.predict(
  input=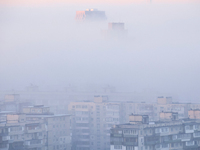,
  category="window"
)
[113,118,119,121]
[175,143,178,147]
[82,117,89,121]
[111,137,123,142]
[76,105,81,108]
[155,145,160,148]
[185,125,193,130]
[155,128,160,133]
[82,105,87,109]
[162,144,168,148]
[172,135,177,140]
[76,117,81,121]
[171,143,174,147]
[123,130,137,135]
[160,127,169,133]
[181,134,191,139]
[194,132,200,137]
[114,145,122,149]
[194,125,199,129]
[186,141,194,146]
[82,111,89,115]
